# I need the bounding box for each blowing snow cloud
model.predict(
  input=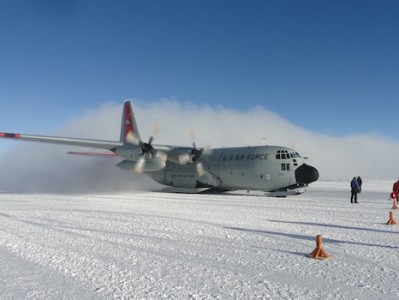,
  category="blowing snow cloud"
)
[0,100,398,192]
